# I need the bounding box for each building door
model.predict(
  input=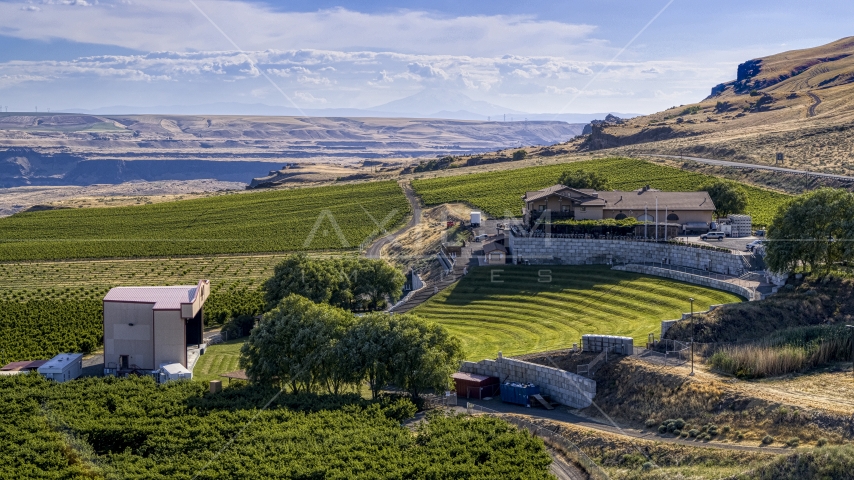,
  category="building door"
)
[119,355,129,370]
